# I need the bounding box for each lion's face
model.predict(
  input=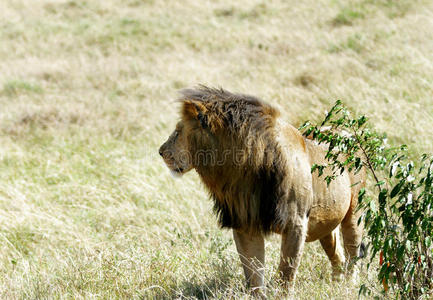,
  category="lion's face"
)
[159,121,193,177]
